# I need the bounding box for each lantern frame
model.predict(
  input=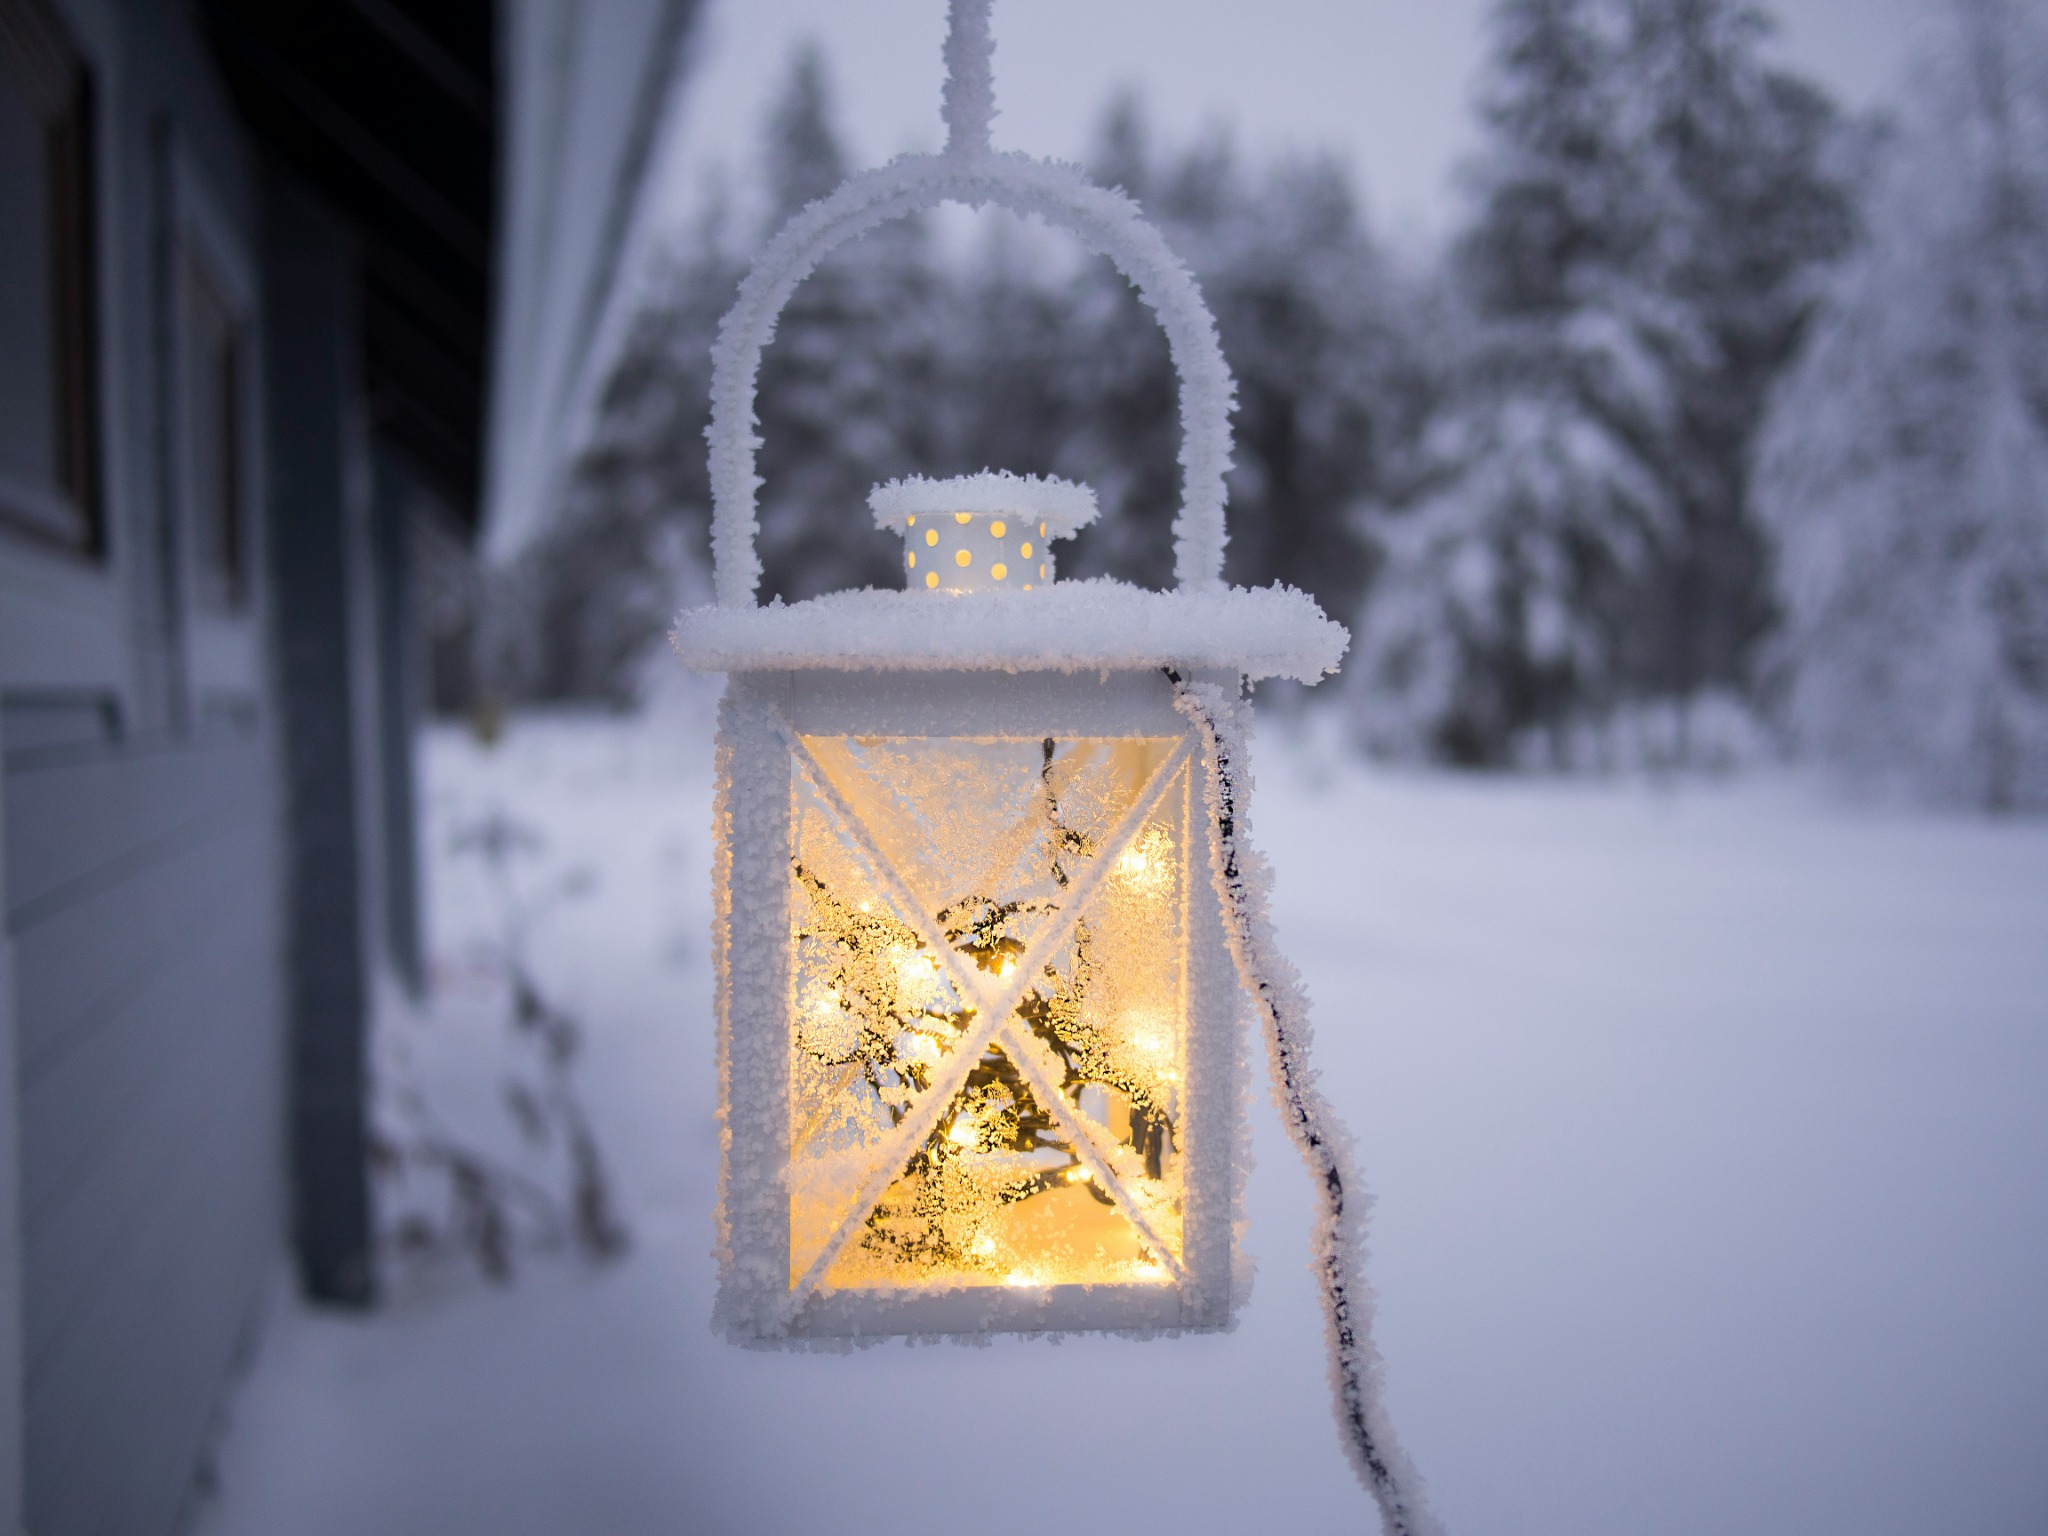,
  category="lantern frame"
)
[714,667,1250,1341]
[678,0,1341,1347]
